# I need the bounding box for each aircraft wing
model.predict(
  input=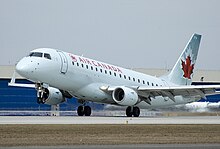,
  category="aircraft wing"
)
[8,71,35,88]
[136,85,220,100]
[8,82,35,88]
[100,85,220,104]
